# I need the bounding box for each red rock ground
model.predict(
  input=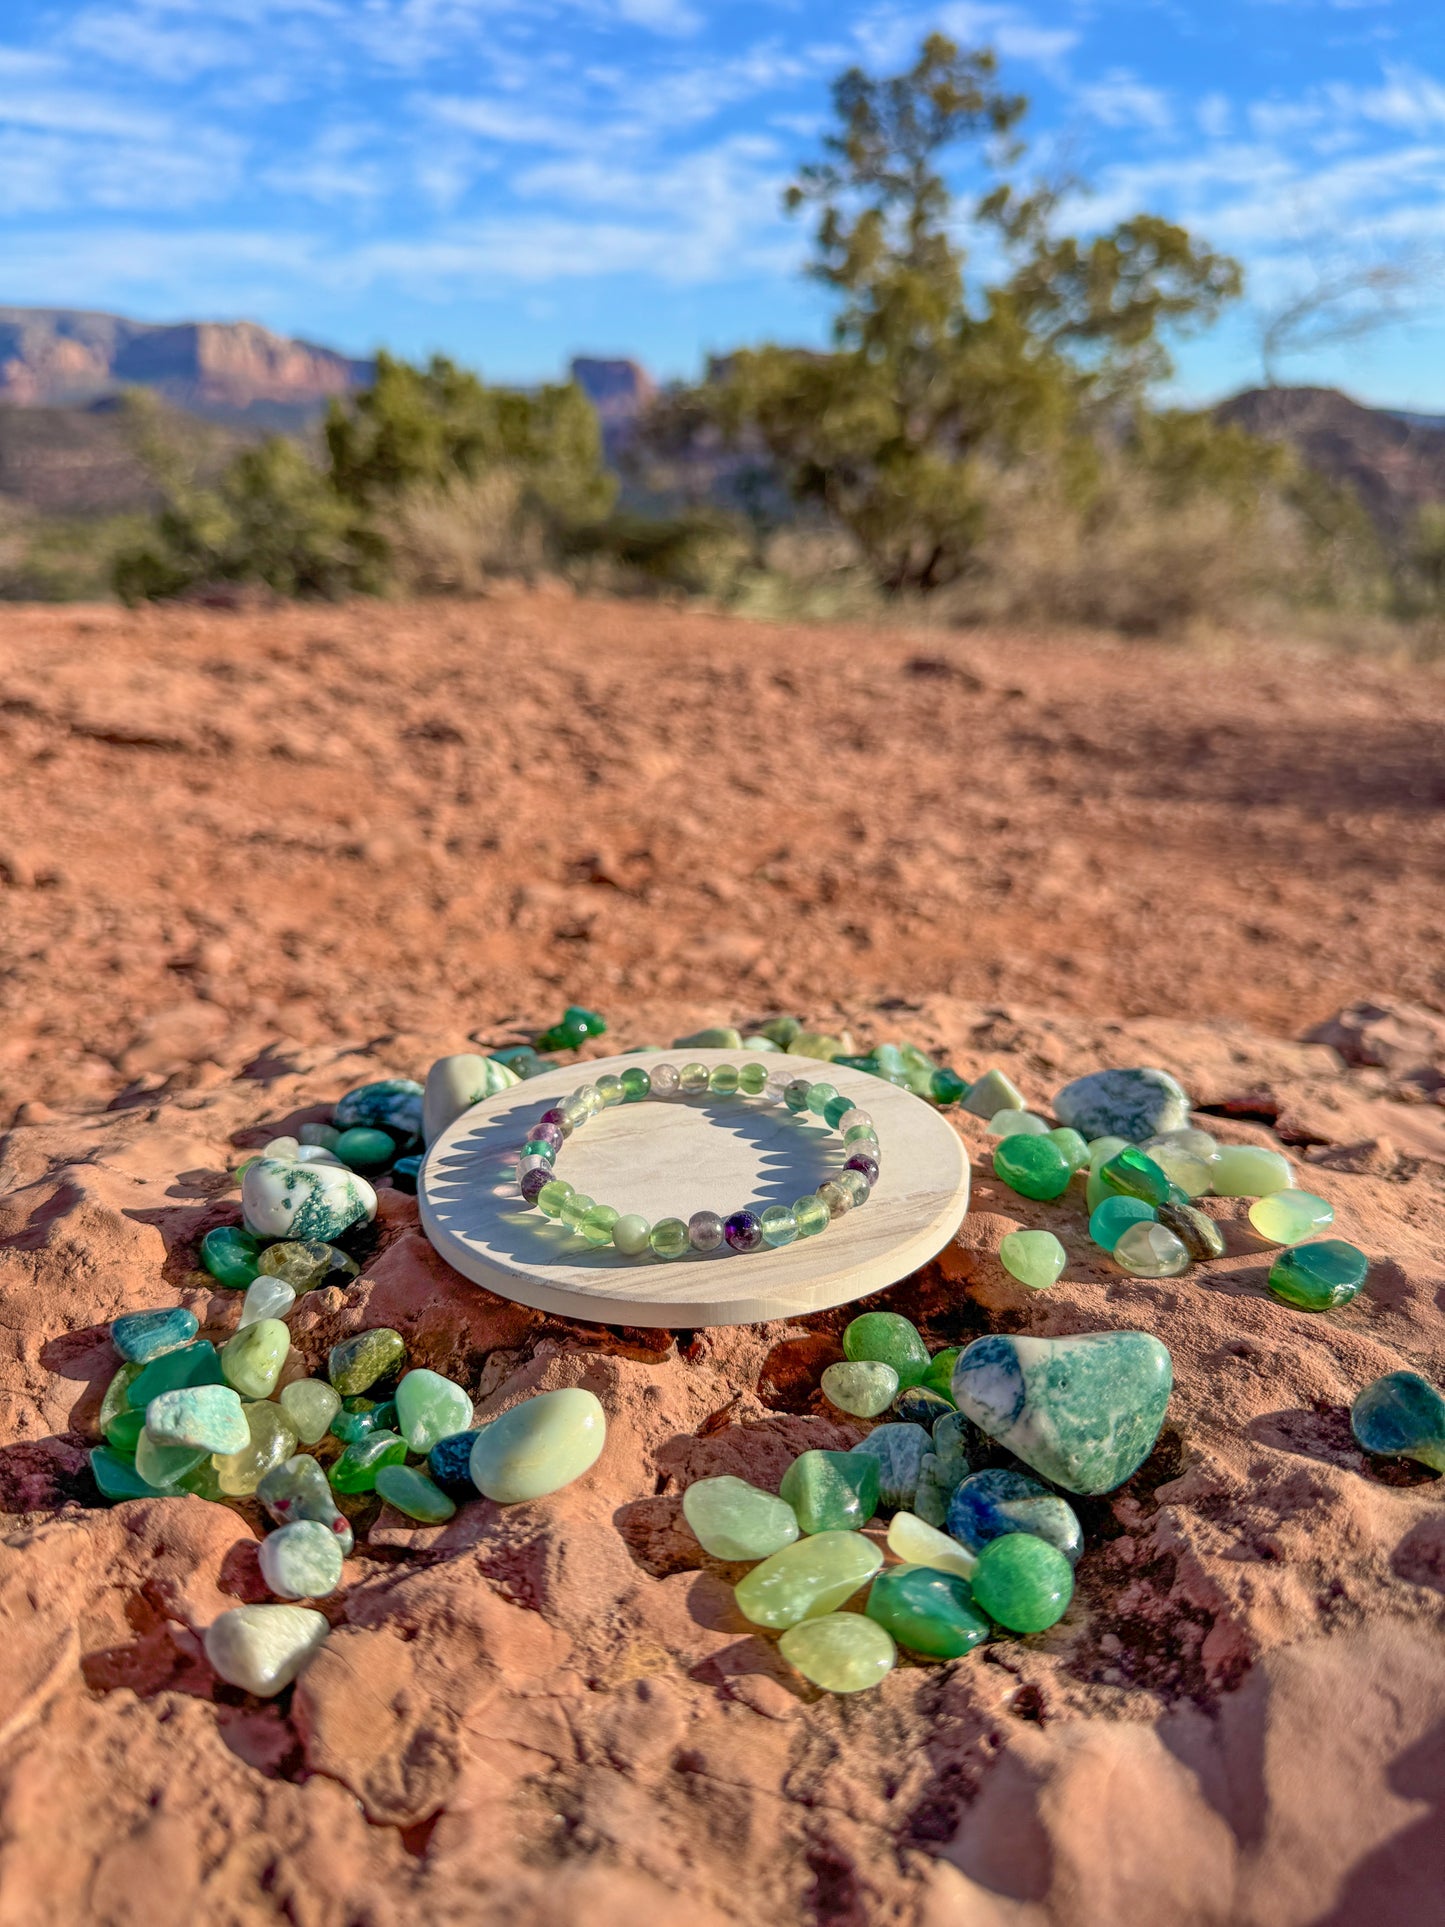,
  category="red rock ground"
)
[1,594,1443,1926]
